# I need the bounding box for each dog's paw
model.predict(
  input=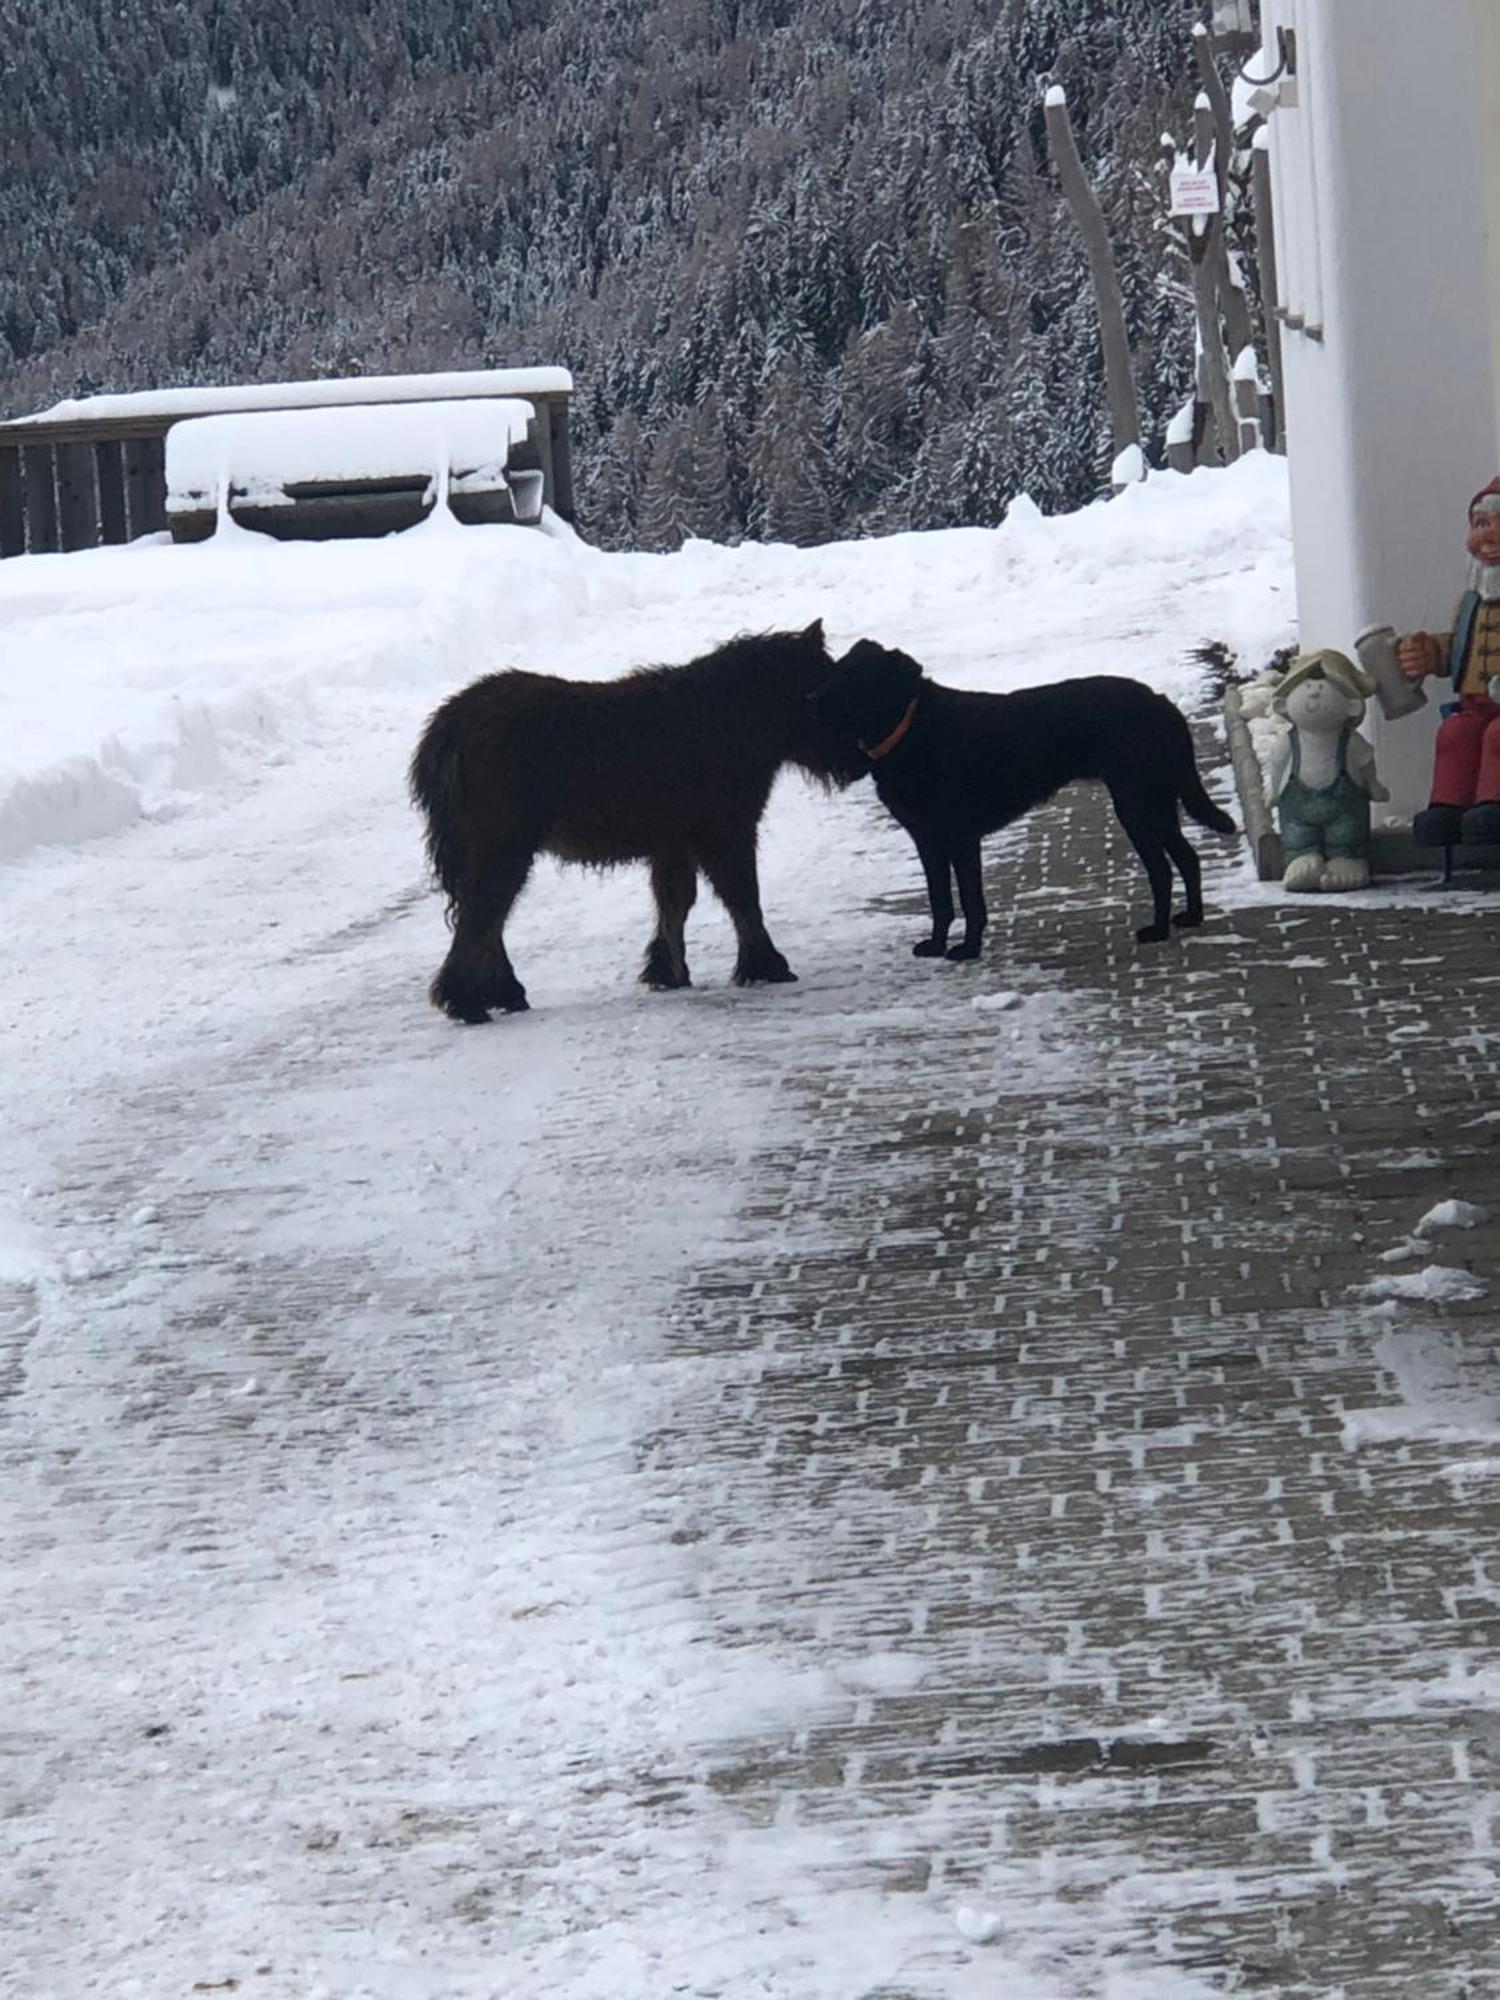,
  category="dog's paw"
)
[912,938,948,958]
[1171,909,1204,930]
[945,941,983,962]
[1135,923,1171,945]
